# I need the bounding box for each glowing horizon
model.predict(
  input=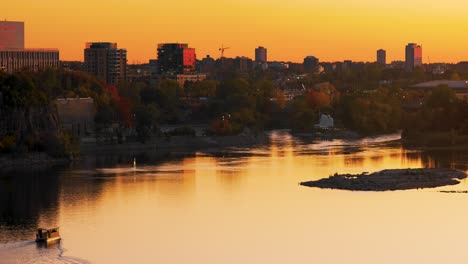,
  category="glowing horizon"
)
[4,0,468,63]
